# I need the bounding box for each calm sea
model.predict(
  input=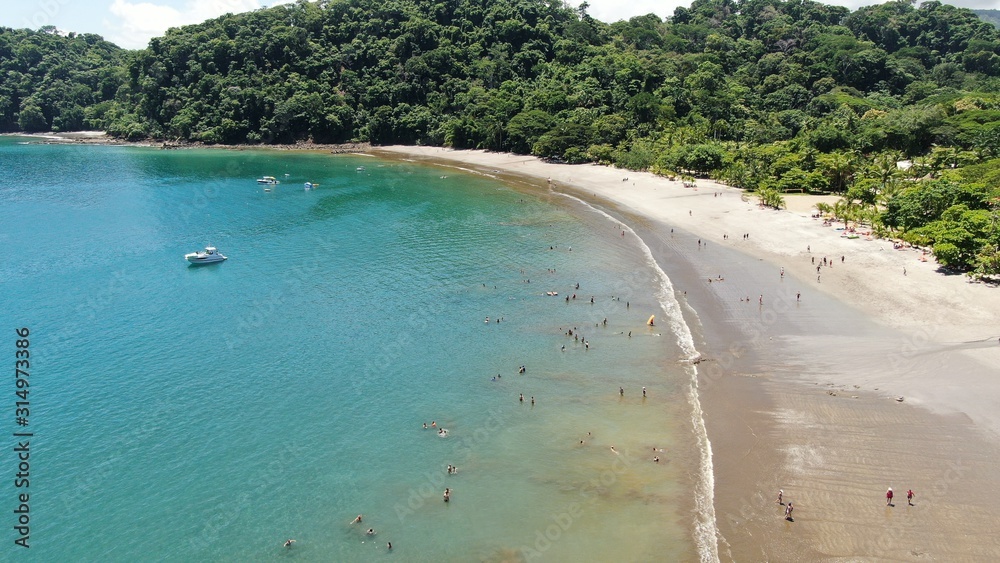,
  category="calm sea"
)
[0,137,712,561]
